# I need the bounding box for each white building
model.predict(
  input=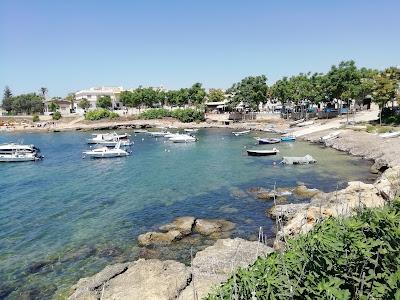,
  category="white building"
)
[74,86,125,115]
